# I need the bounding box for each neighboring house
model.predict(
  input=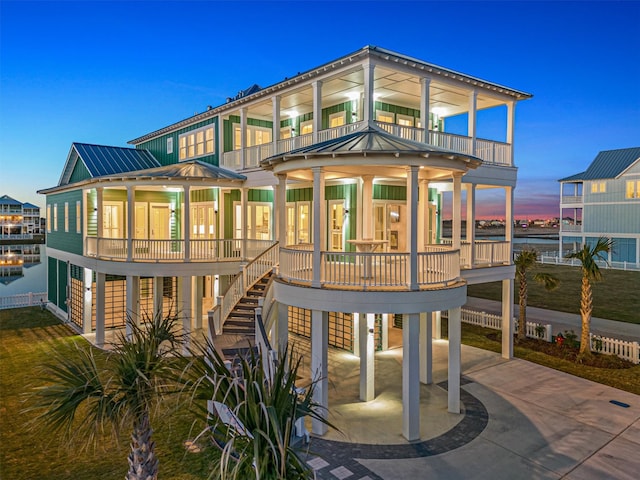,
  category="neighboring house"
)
[38,45,531,441]
[559,147,640,265]
[0,195,41,237]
